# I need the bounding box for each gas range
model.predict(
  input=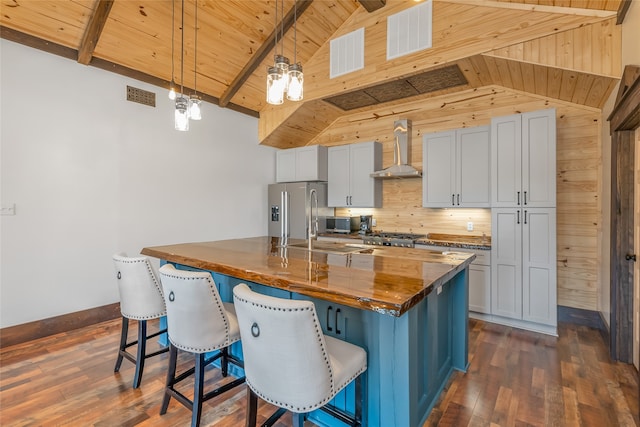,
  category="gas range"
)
[362,232,426,248]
